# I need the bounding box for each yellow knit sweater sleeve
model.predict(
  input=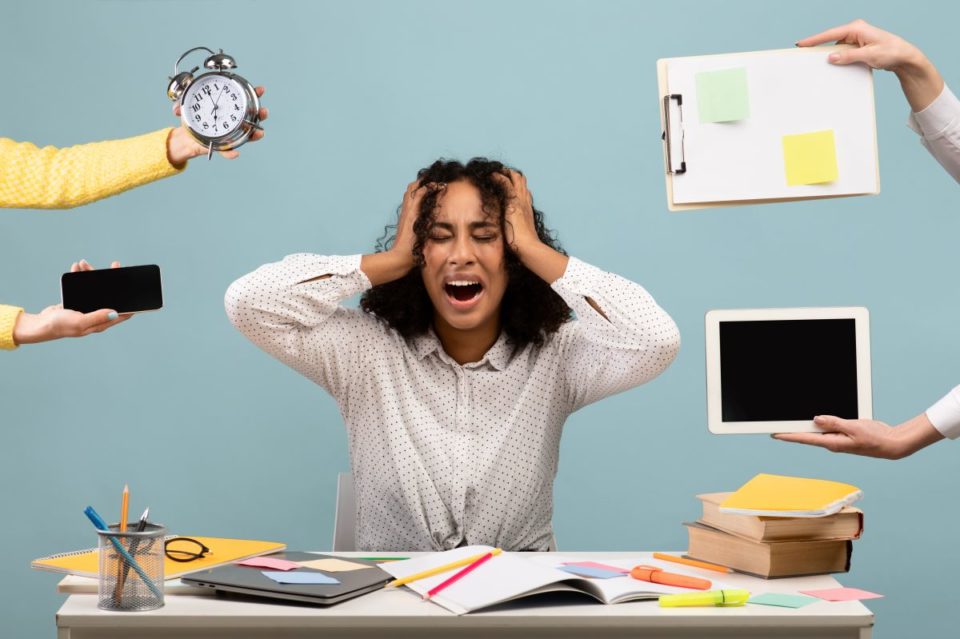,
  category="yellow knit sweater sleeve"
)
[0,128,184,209]
[0,304,24,350]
